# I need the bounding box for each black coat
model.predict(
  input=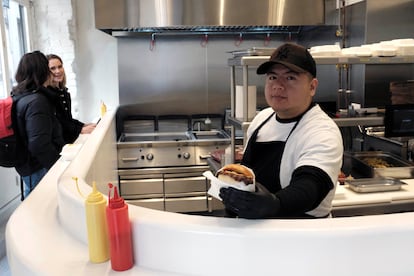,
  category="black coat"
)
[14,88,65,176]
[46,86,84,144]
